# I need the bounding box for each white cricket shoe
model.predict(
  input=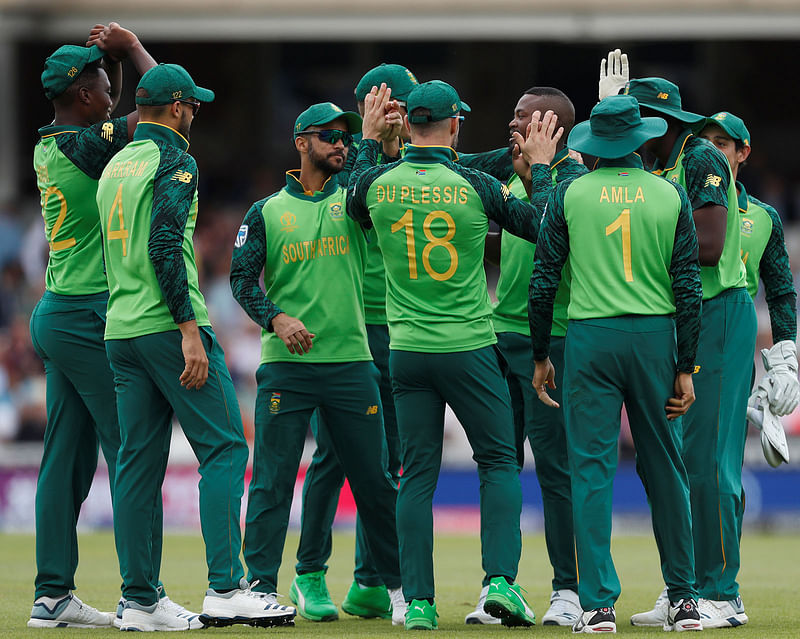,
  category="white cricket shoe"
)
[388,587,407,626]
[573,607,616,633]
[631,586,669,626]
[27,593,113,628]
[464,585,501,624]
[200,580,295,628]
[541,589,581,626]
[698,597,748,628]
[664,597,703,632]
[119,599,199,631]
